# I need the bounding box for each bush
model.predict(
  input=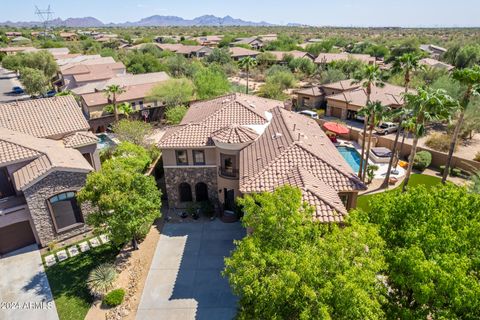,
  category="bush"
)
[413,151,432,171]
[87,263,117,297]
[425,133,453,152]
[165,105,188,125]
[112,120,153,146]
[451,168,462,177]
[475,152,480,162]
[439,165,451,175]
[103,288,125,307]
